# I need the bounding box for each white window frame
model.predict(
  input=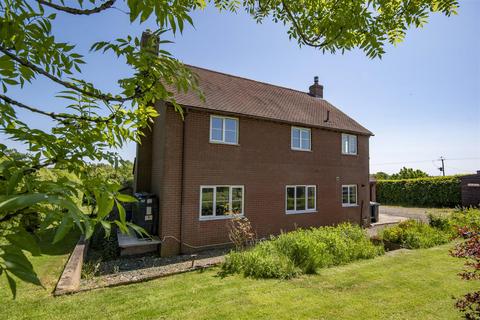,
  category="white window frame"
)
[341,133,357,155]
[291,126,311,151]
[342,184,358,207]
[285,185,317,214]
[199,185,244,220]
[209,115,239,145]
